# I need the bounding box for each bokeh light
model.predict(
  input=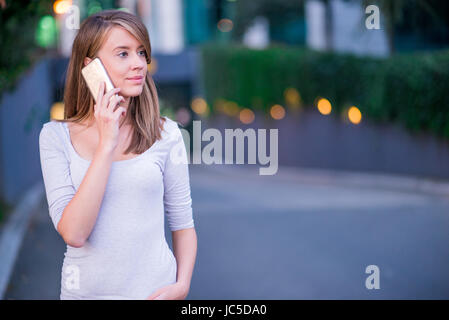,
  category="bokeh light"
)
[191,97,209,116]
[53,0,72,14]
[317,98,332,115]
[239,108,255,124]
[348,106,362,124]
[35,15,57,48]
[284,87,302,109]
[223,101,239,116]
[217,19,233,32]
[270,104,286,120]
[50,102,64,120]
[176,108,191,126]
